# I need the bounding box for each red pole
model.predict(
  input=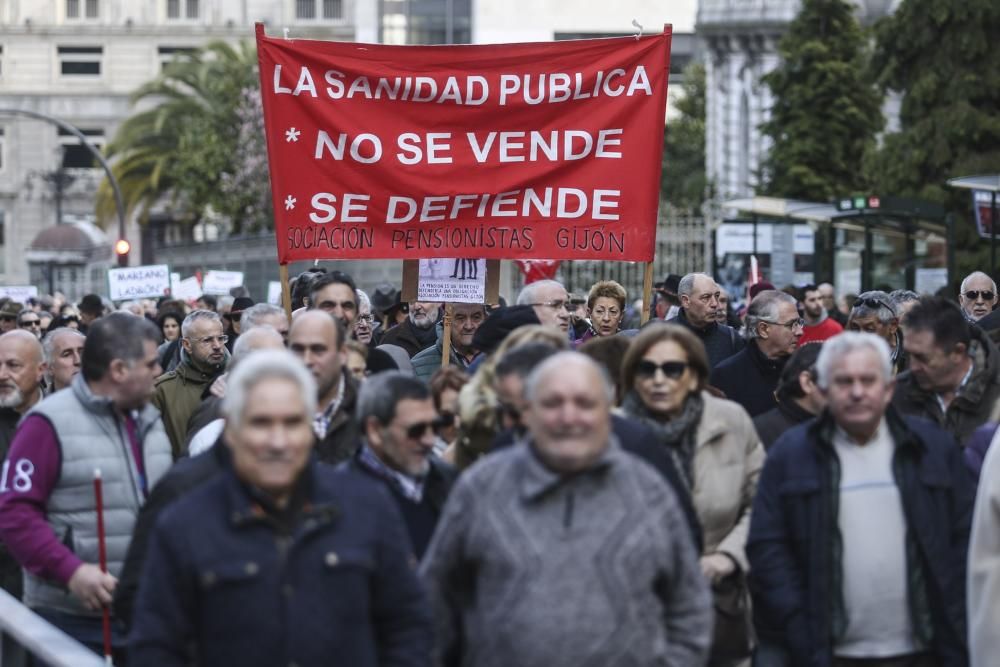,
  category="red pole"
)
[93,469,113,664]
